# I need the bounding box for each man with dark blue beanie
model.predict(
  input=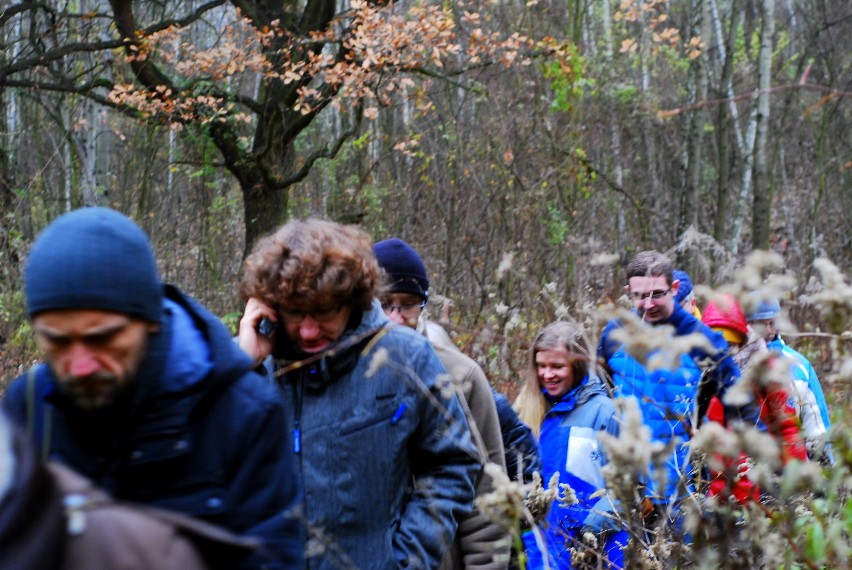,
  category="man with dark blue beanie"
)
[3,207,303,569]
